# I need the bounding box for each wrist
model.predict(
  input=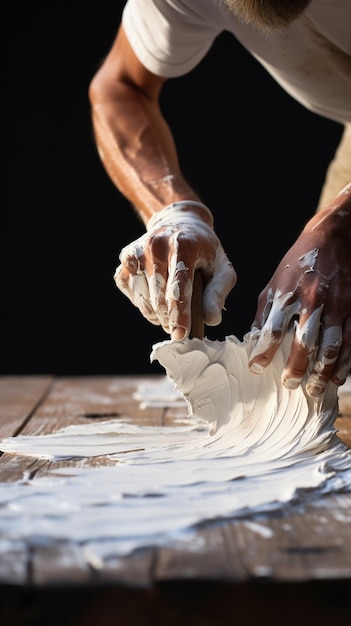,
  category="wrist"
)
[147,201,214,231]
[310,183,351,237]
